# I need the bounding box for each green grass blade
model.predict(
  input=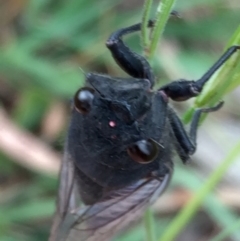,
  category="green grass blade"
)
[159,141,240,241]
[183,25,240,124]
[148,0,177,59]
[141,0,153,52]
[144,208,157,241]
